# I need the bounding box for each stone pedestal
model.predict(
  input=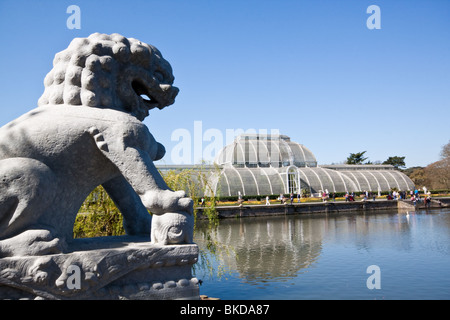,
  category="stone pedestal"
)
[0,236,199,300]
